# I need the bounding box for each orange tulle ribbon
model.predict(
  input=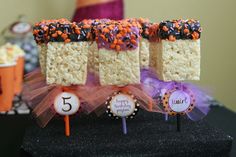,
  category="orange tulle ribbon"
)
[23,69,98,127]
[23,69,163,127]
